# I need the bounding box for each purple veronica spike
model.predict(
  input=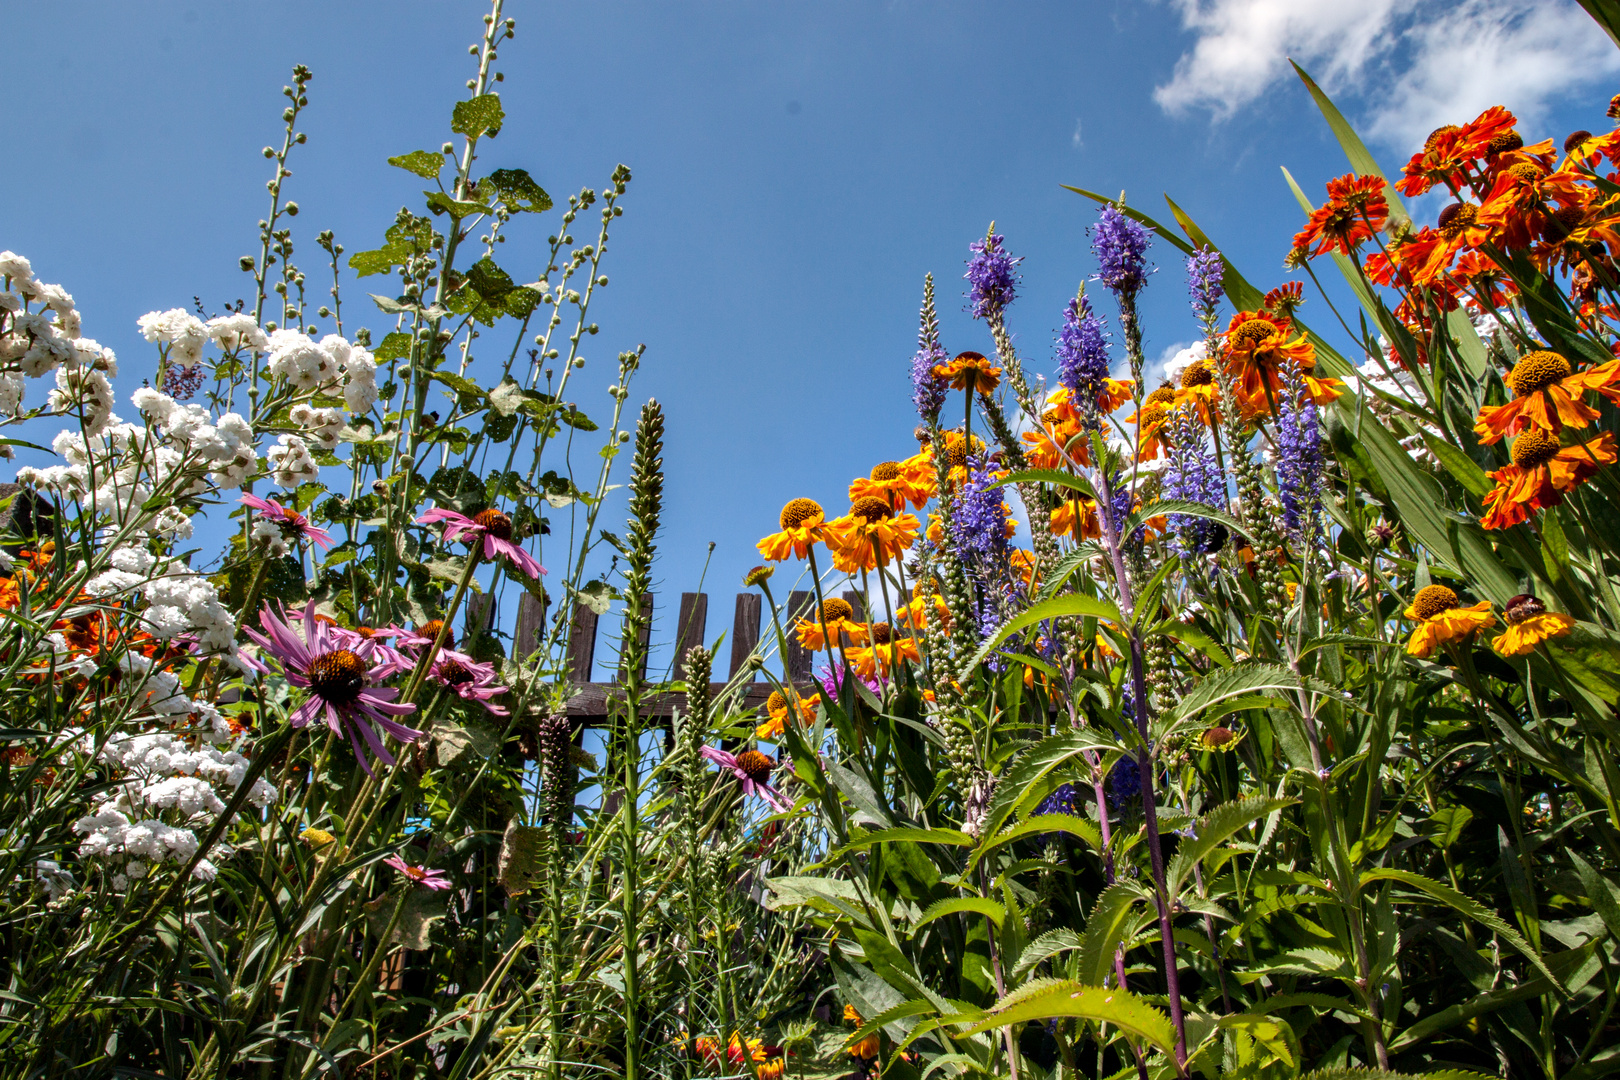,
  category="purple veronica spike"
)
[950,454,1012,565]
[912,277,949,422]
[965,231,1021,320]
[1186,247,1225,313]
[1107,471,1144,549]
[1090,206,1153,303]
[243,601,423,776]
[1055,294,1112,406]
[1162,408,1227,557]
[1275,362,1324,540]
